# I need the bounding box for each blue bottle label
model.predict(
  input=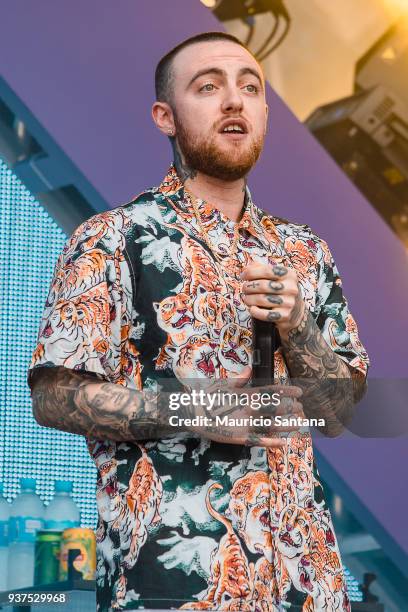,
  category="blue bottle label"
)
[0,520,8,546]
[44,519,79,531]
[9,516,44,543]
